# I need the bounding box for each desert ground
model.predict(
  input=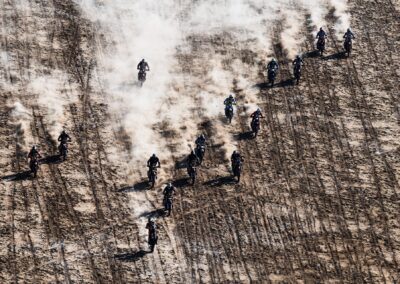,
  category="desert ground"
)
[0,0,399,283]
